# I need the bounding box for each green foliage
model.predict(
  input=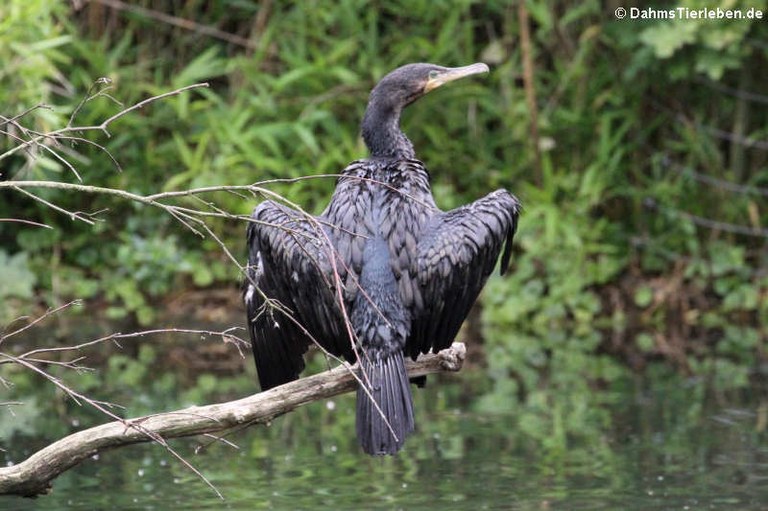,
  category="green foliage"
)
[0,1,71,128]
[0,250,37,324]
[0,250,36,299]
[637,0,765,79]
